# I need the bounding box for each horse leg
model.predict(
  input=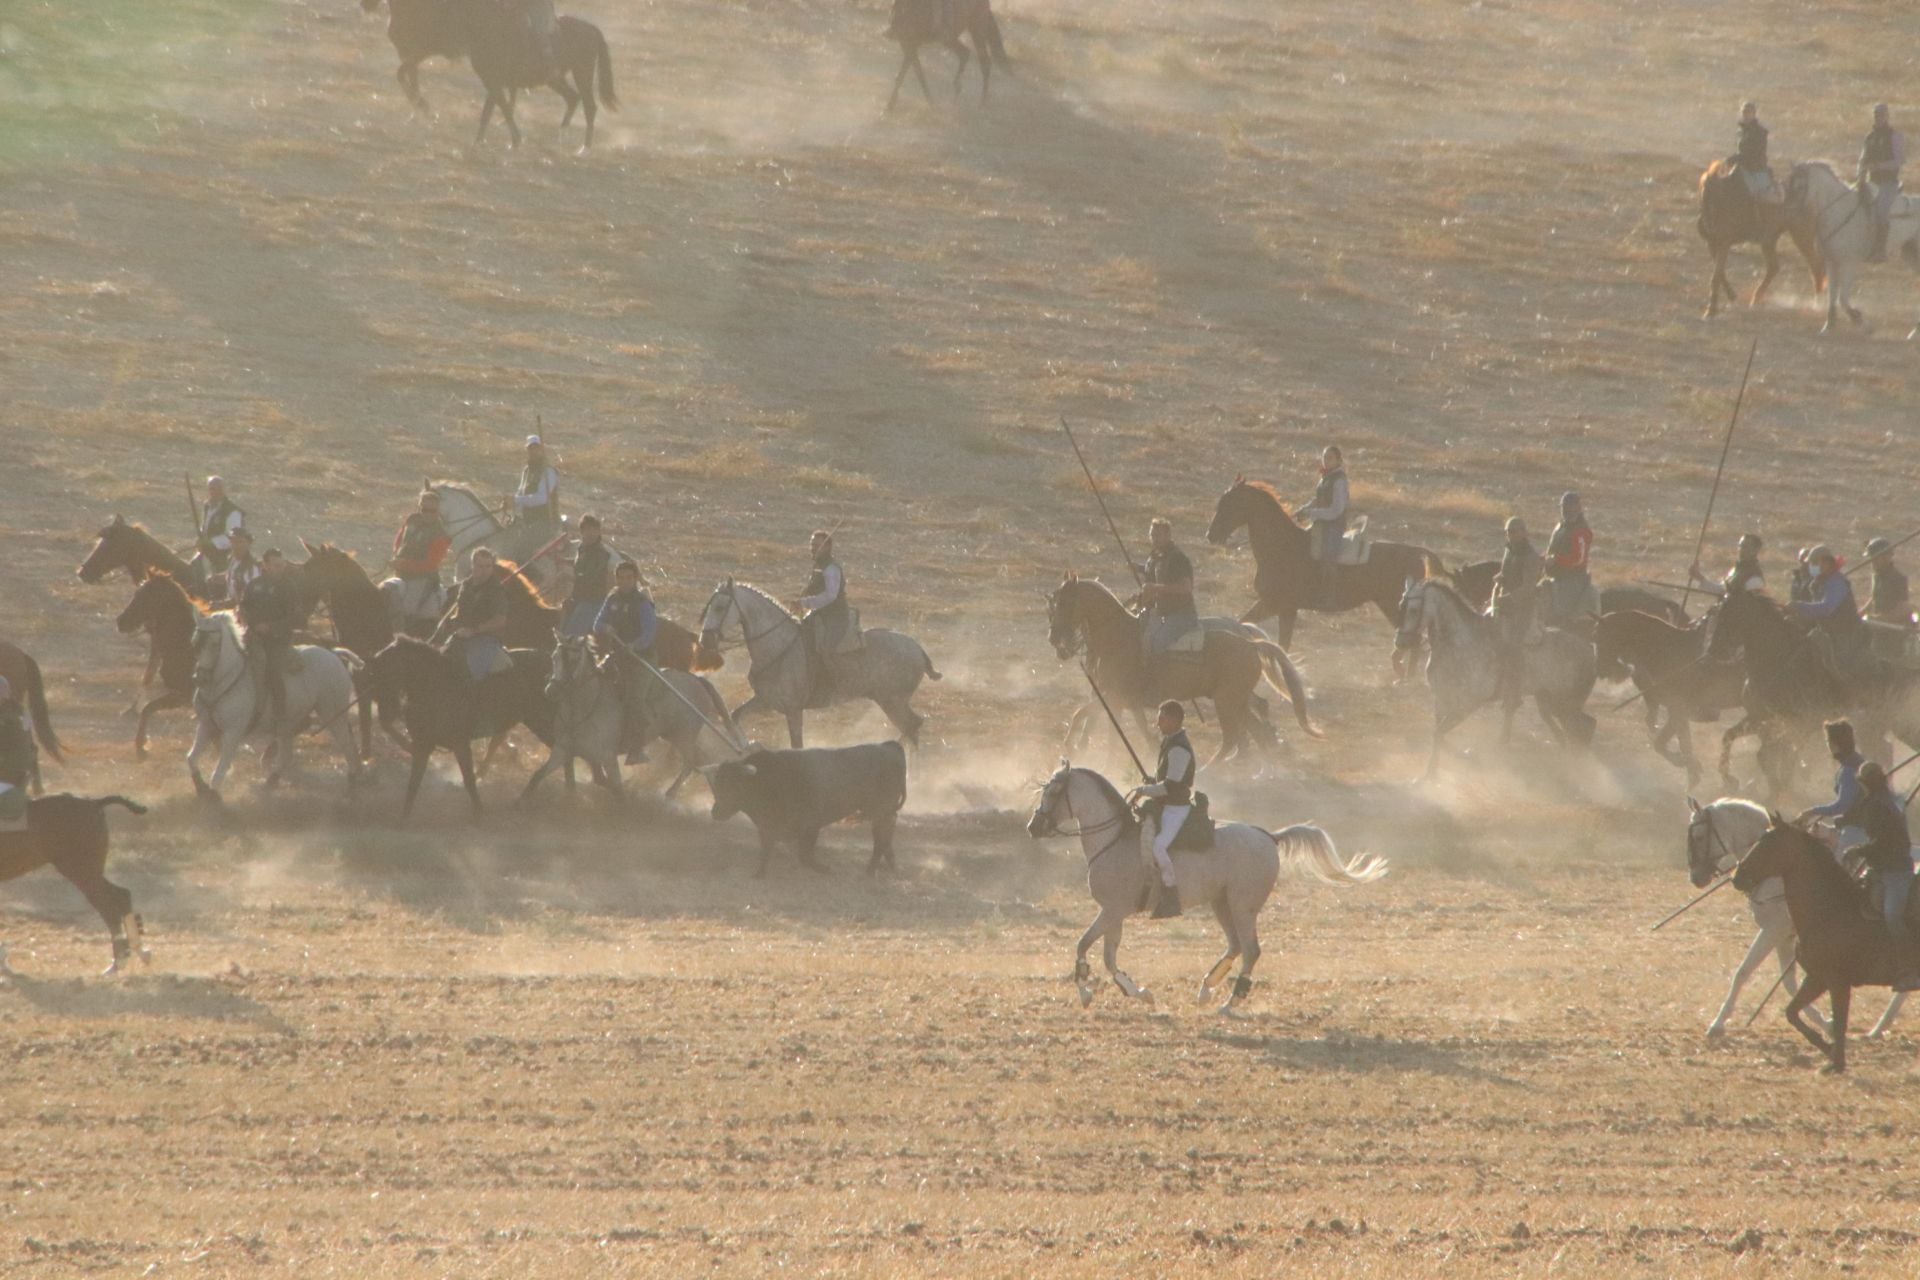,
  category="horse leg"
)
[476,89,498,146]
[1422,706,1471,781]
[1198,898,1240,1005]
[1073,907,1116,1006]
[1707,927,1776,1038]
[910,48,935,105]
[1705,244,1726,318]
[1103,920,1151,1004]
[452,739,483,814]
[129,647,160,717]
[1751,238,1782,306]
[1783,972,1835,1061]
[134,690,187,759]
[401,747,432,820]
[878,697,924,749]
[1825,984,1852,1074]
[1776,941,1830,1037]
[867,810,897,875]
[1219,906,1262,1015]
[947,39,970,97]
[520,749,563,803]
[63,865,137,977]
[1867,992,1905,1040]
[786,711,804,750]
[886,45,915,113]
